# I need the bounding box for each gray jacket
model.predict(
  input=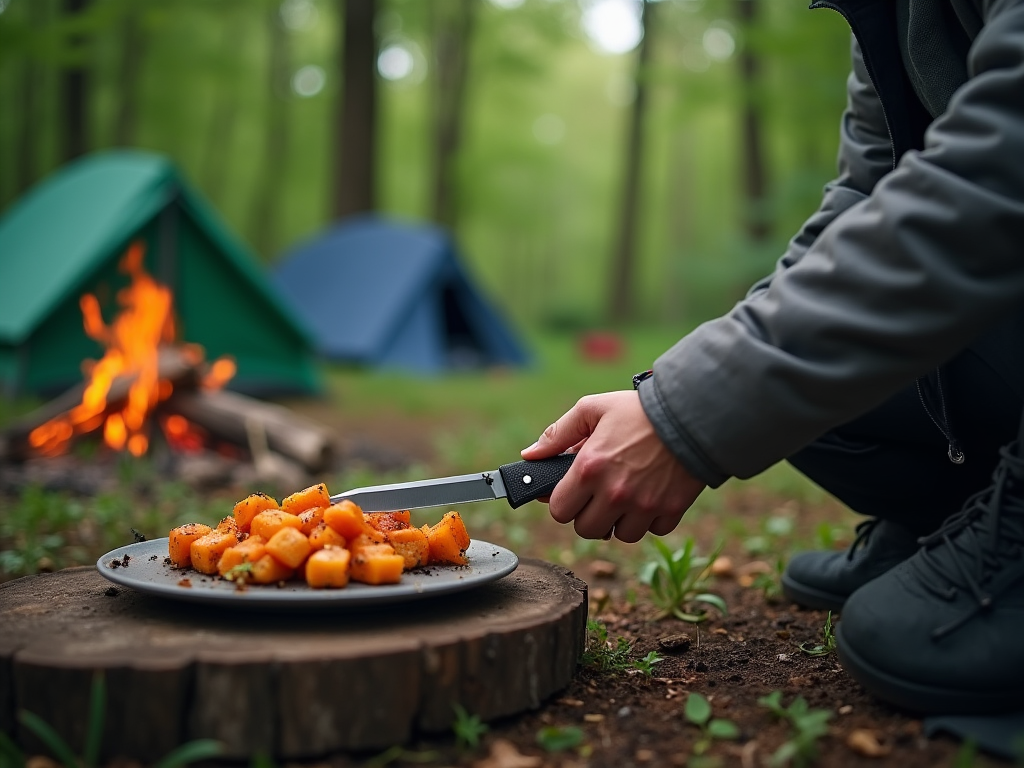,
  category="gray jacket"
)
[639,0,1024,487]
